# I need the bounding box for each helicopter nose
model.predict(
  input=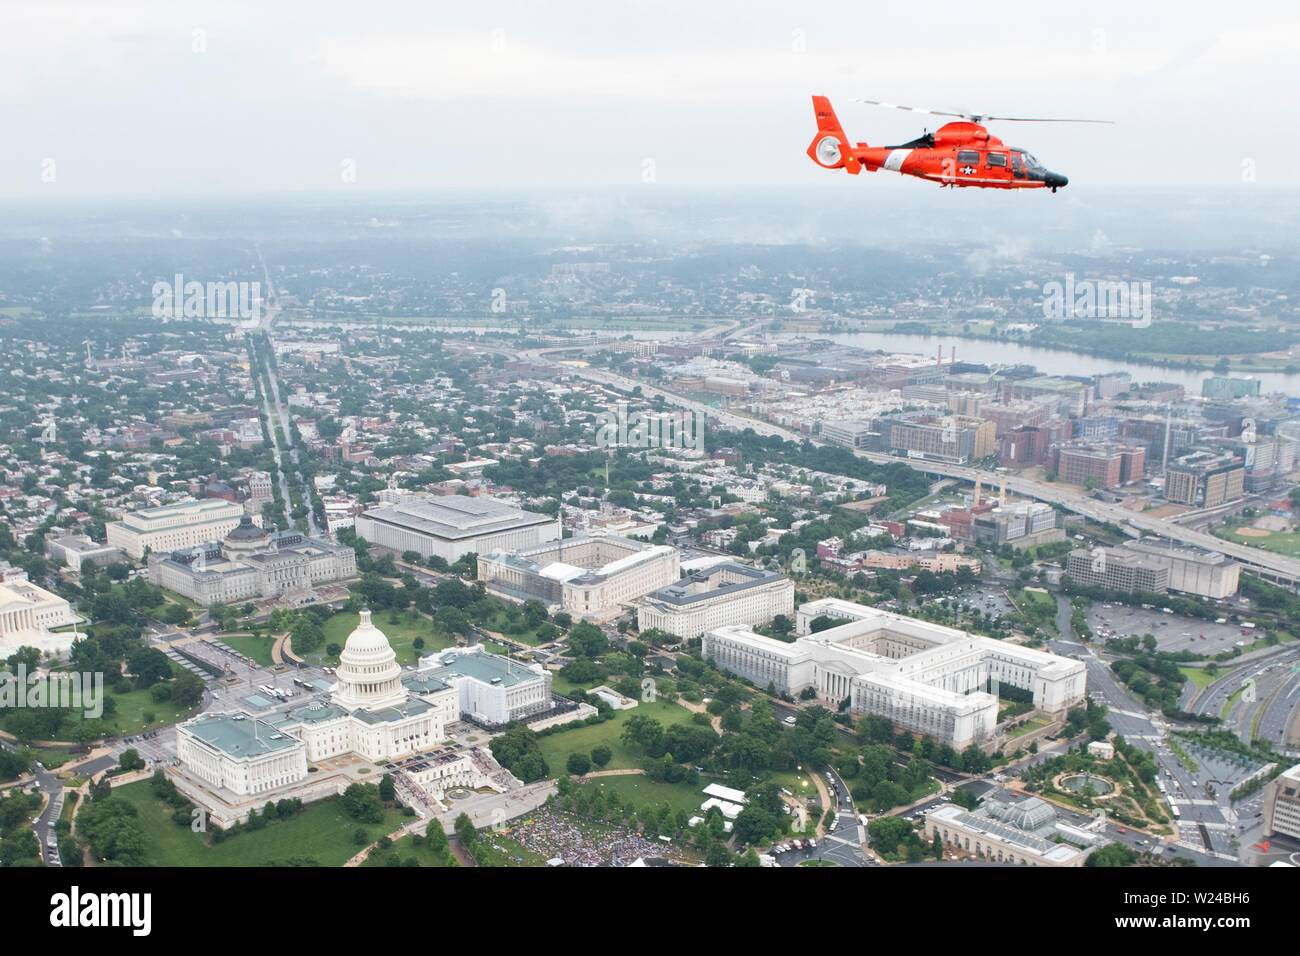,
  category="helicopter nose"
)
[1044,171,1068,191]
